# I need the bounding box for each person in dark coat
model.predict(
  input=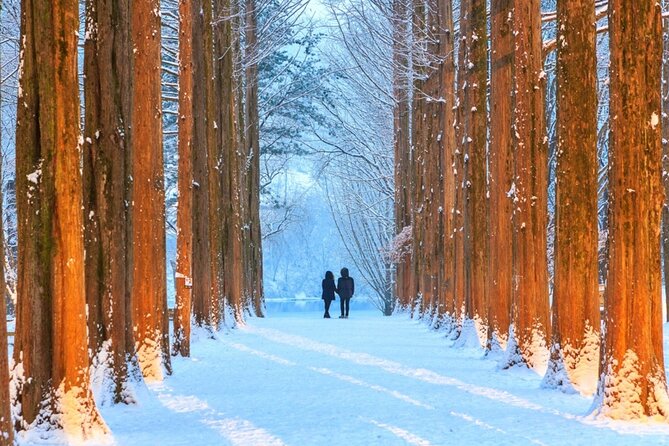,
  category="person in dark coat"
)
[322,271,337,318]
[336,267,355,318]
